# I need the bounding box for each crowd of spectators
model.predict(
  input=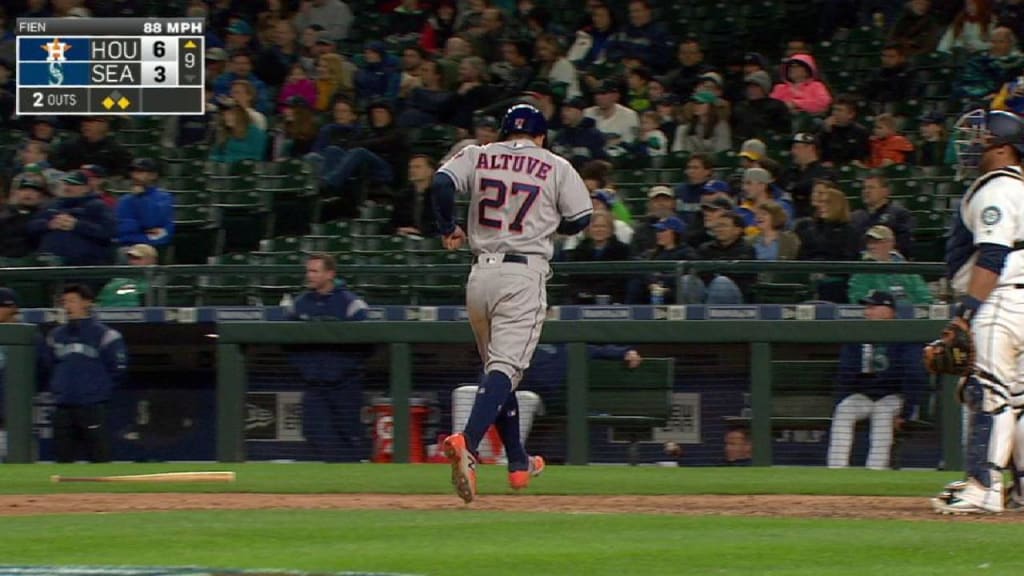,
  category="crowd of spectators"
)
[1,0,1023,307]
